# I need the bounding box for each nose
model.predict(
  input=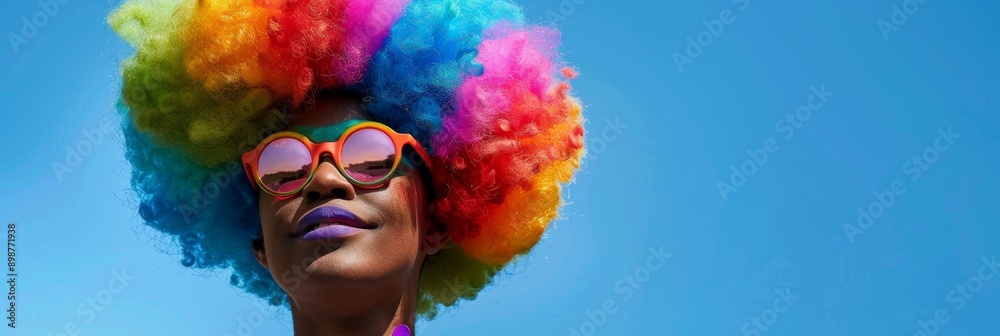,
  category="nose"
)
[300,154,356,202]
